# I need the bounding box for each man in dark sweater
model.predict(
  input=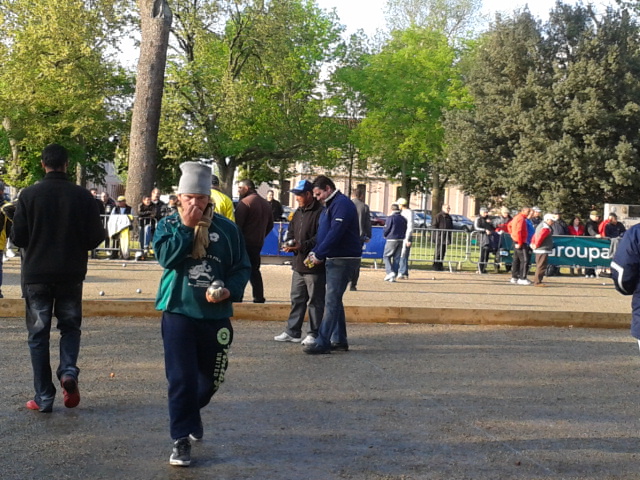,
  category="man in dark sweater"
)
[235,179,274,303]
[11,144,104,413]
[274,180,325,345]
